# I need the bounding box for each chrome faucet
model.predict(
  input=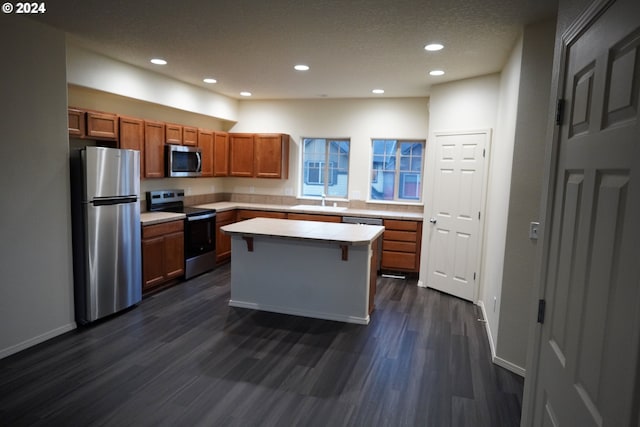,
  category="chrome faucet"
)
[321,193,326,207]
